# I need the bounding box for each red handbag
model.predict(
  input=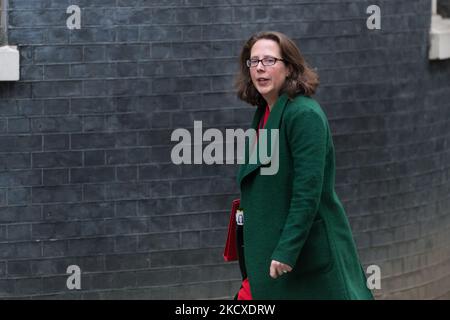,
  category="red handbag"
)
[223,198,241,262]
